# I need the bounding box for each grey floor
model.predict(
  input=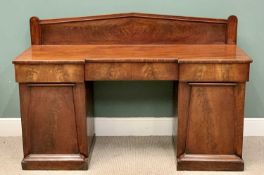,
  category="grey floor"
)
[0,136,263,175]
